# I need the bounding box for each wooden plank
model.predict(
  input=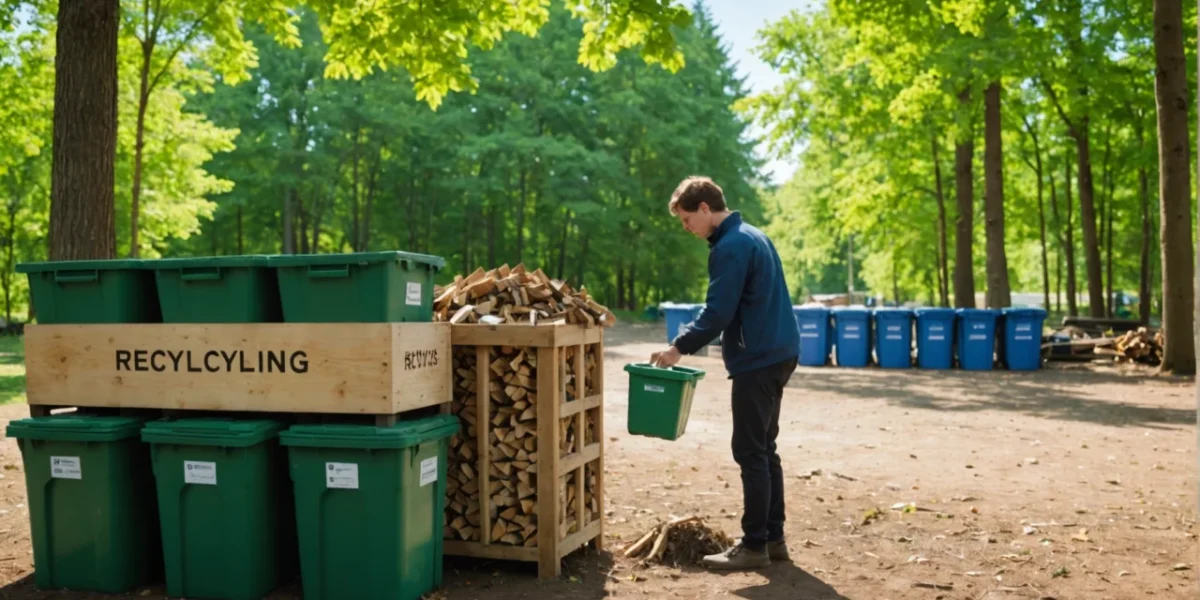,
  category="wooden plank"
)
[443,540,538,562]
[476,345,492,547]
[559,443,601,477]
[451,324,604,348]
[559,394,602,418]
[573,344,586,544]
[536,346,562,579]
[593,338,605,551]
[25,323,451,414]
[557,520,602,560]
